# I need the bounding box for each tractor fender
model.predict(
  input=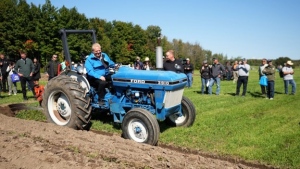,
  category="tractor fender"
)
[61,70,90,94]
